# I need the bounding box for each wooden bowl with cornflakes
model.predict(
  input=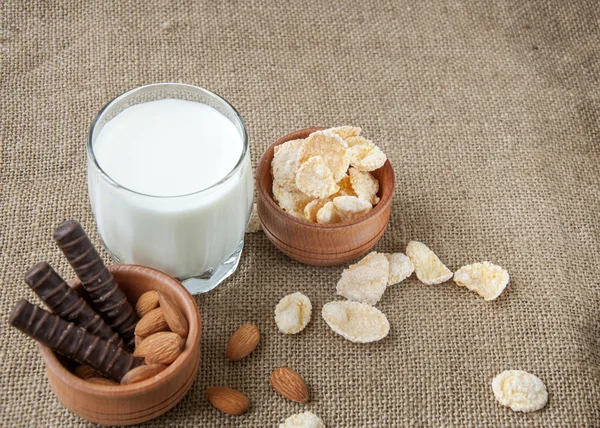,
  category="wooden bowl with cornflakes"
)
[256,126,395,266]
